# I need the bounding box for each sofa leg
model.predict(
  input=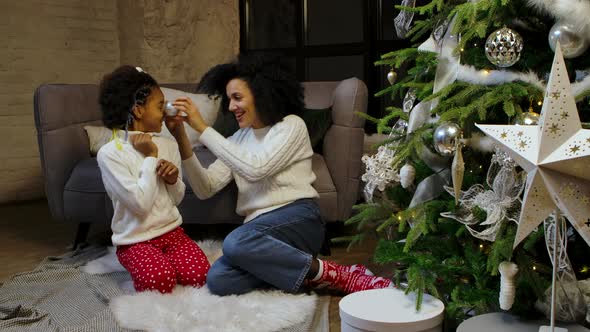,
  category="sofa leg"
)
[73,223,91,249]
